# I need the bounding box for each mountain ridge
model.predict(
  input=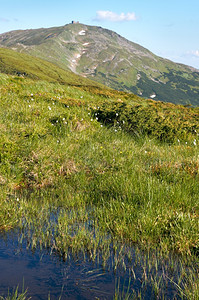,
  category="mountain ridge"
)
[0,23,199,105]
